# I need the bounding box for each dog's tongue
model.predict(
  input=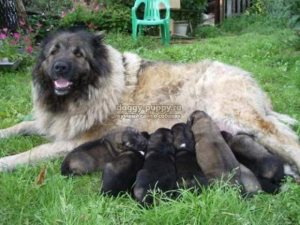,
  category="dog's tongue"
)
[54,79,72,89]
